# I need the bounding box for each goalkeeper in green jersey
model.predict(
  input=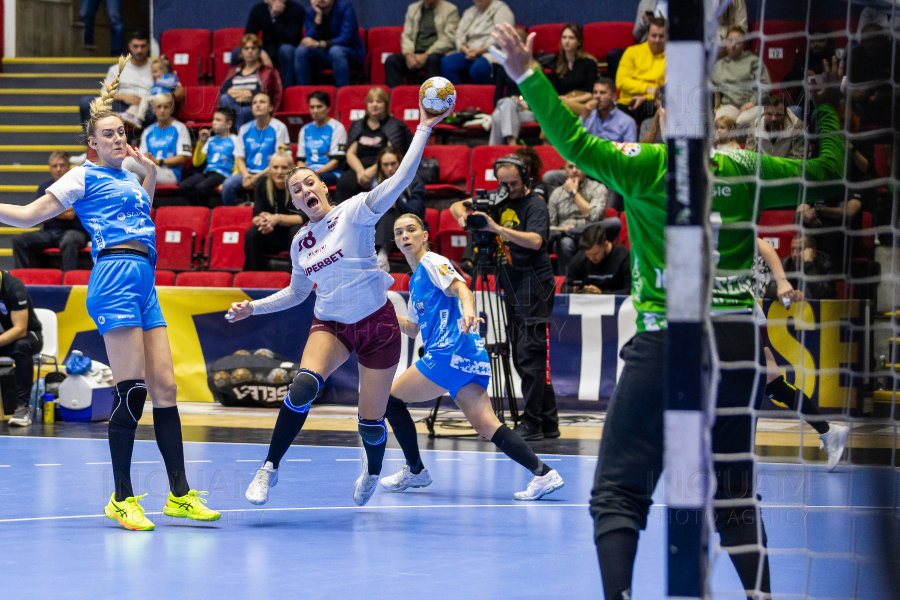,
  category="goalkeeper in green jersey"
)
[491,23,846,600]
